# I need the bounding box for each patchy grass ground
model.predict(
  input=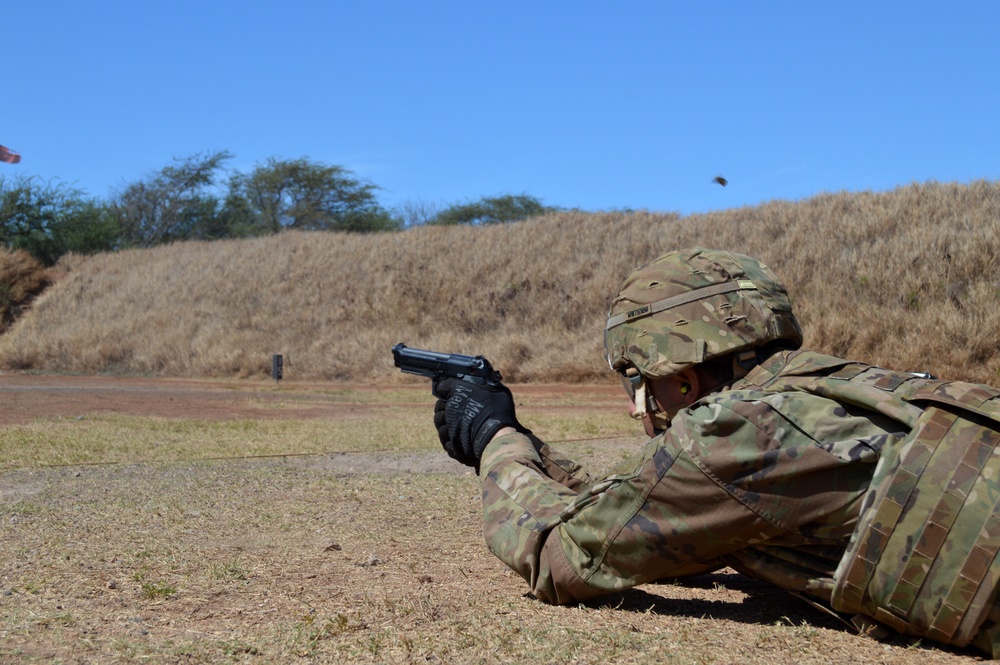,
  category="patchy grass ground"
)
[0,377,991,663]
